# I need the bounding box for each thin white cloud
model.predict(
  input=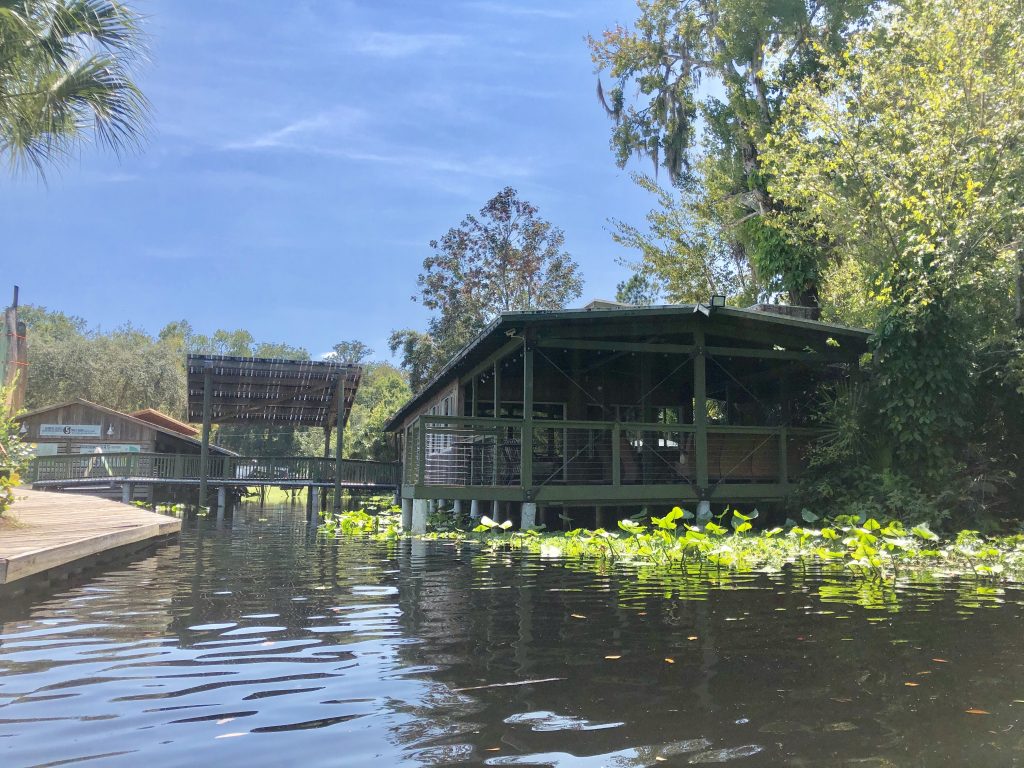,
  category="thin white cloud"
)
[464,2,576,19]
[222,107,366,151]
[336,147,535,181]
[352,31,464,58]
